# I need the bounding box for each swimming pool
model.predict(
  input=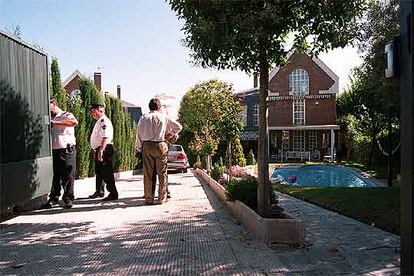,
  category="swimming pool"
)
[270,165,375,187]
